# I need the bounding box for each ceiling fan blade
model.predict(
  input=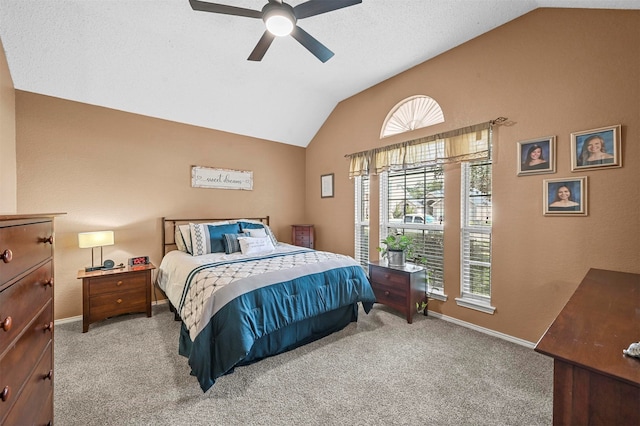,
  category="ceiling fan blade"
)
[189,0,262,18]
[293,0,361,20]
[248,31,276,61]
[290,26,334,63]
